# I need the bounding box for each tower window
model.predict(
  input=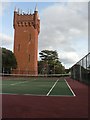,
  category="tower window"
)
[18,44,20,51]
[29,54,30,62]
